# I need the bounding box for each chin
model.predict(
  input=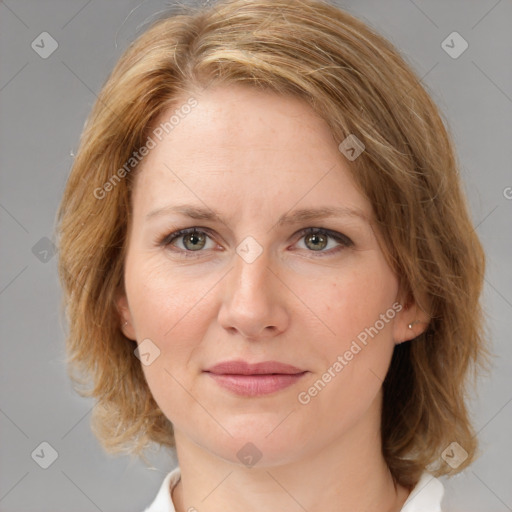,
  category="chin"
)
[198,417,312,468]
